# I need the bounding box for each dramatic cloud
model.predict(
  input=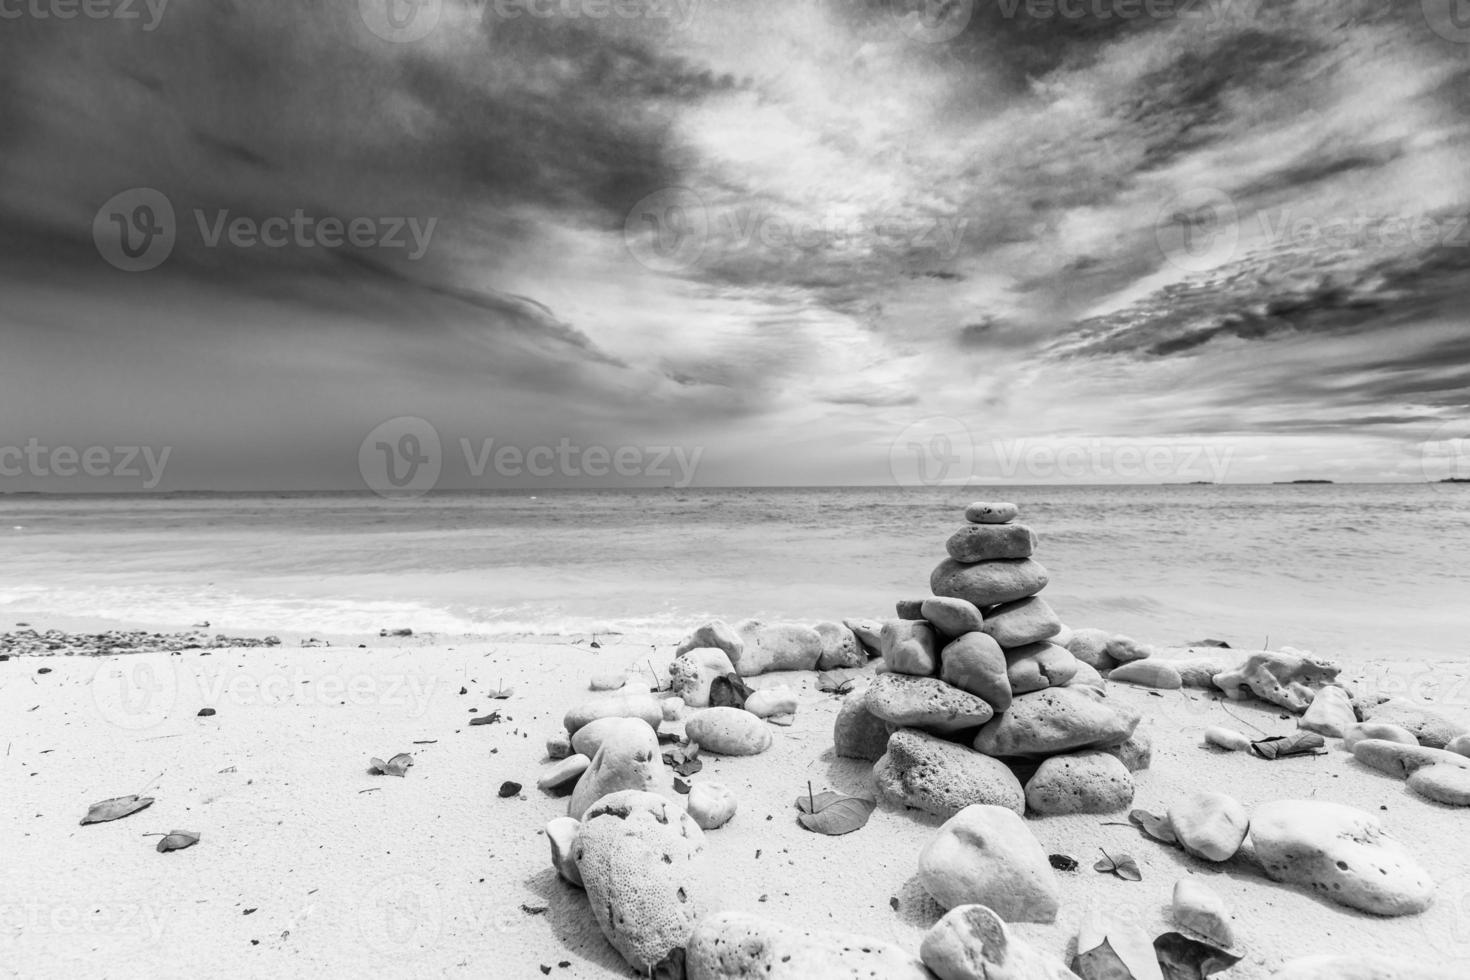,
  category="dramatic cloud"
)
[1,0,1466,489]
